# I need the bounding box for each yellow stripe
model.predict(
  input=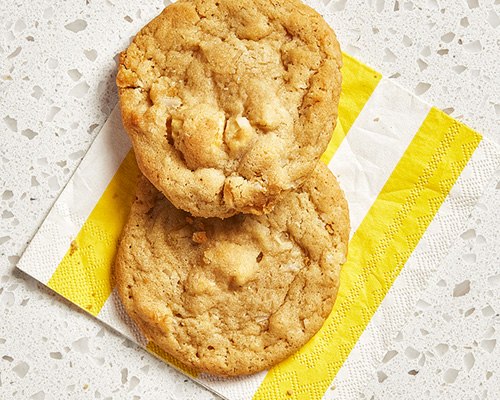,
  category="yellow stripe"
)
[48,151,139,316]
[146,341,198,378]
[254,109,481,399]
[47,148,199,378]
[320,53,382,165]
